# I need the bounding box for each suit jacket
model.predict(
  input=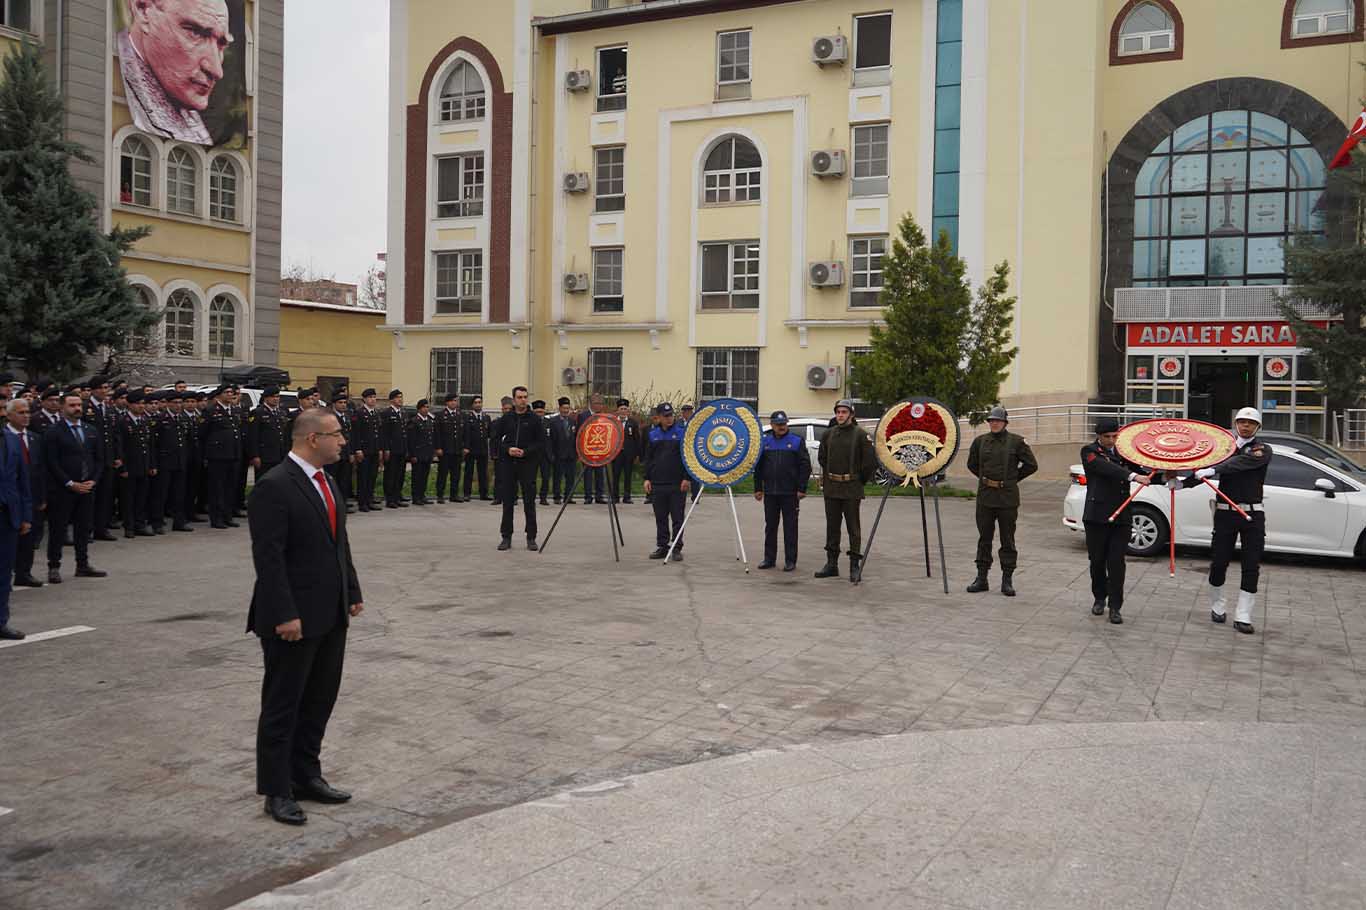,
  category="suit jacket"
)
[15,428,46,509]
[199,402,242,462]
[548,414,576,461]
[407,414,438,461]
[43,419,103,491]
[119,414,158,476]
[615,417,643,464]
[351,406,381,456]
[247,458,363,640]
[0,430,33,530]
[1081,442,1161,523]
[86,400,121,466]
[463,411,492,457]
[380,406,408,456]
[435,408,464,453]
